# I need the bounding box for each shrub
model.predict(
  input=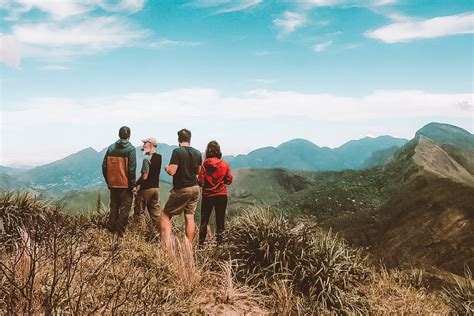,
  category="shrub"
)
[221,207,370,313]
